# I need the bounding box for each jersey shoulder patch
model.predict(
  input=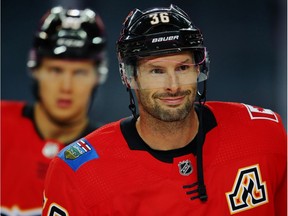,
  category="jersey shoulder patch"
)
[58,138,99,172]
[242,103,278,122]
